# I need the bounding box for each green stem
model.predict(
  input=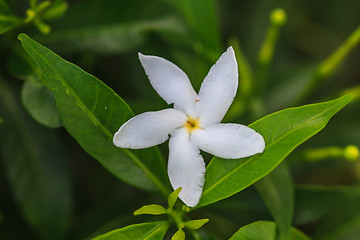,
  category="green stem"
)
[295,25,360,104]
[256,8,287,95]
